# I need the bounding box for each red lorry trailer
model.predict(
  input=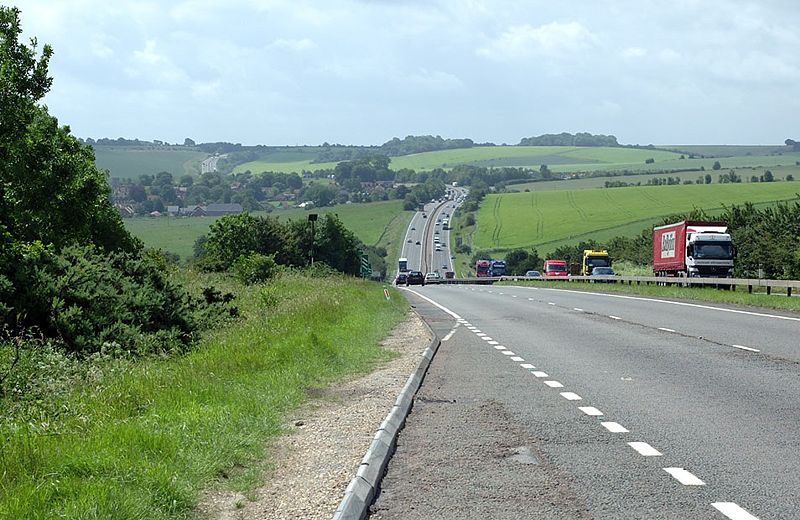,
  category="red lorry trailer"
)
[653,220,734,278]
